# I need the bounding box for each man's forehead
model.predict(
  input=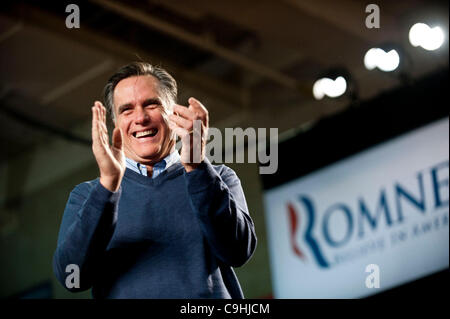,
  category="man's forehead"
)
[114,75,162,103]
